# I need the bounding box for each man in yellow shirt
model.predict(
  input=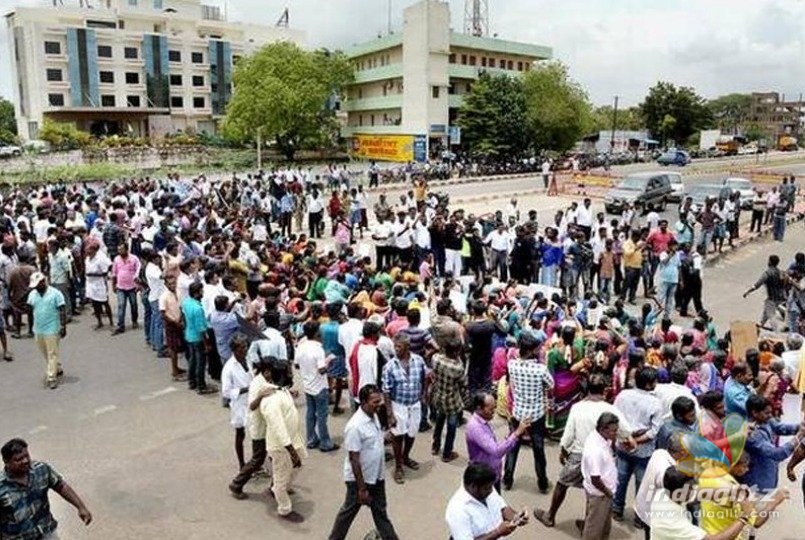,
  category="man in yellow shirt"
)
[622,231,645,304]
[261,358,307,523]
[699,453,788,539]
